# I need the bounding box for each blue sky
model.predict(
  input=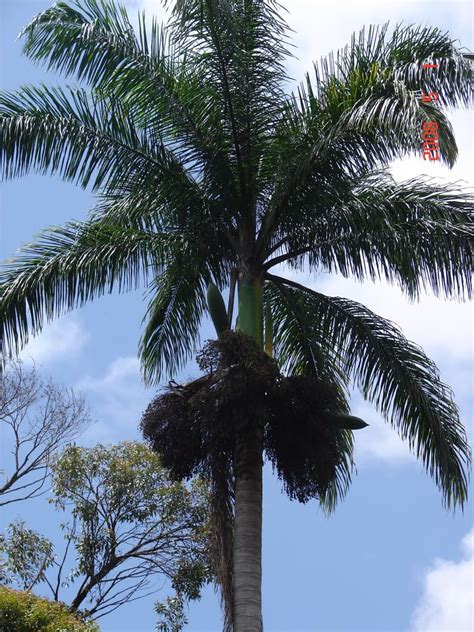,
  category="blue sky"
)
[0,1,472,631]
